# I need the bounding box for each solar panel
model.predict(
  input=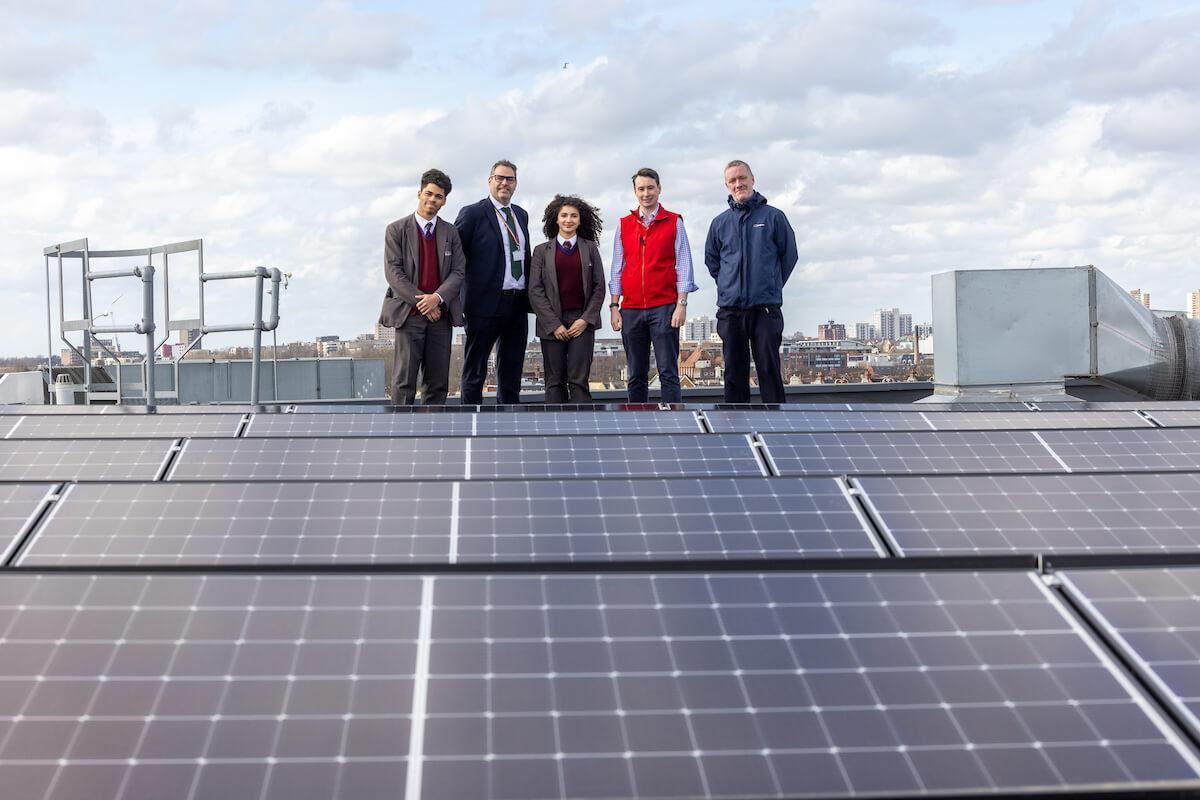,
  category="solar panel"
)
[1039,428,1200,472]
[475,411,702,436]
[705,410,934,433]
[17,482,454,566]
[0,484,55,563]
[19,478,879,567]
[454,477,880,561]
[7,414,241,439]
[167,438,469,481]
[926,411,1151,430]
[1060,568,1200,746]
[1143,410,1200,428]
[855,473,1200,556]
[293,404,467,413]
[853,402,1040,411]
[419,571,1200,798]
[245,414,477,438]
[761,431,1065,476]
[467,434,763,479]
[1087,401,1200,411]
[0,440,173,482]
[0,573,421,800]
[0,405,261,415]
[246,412,702,438]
